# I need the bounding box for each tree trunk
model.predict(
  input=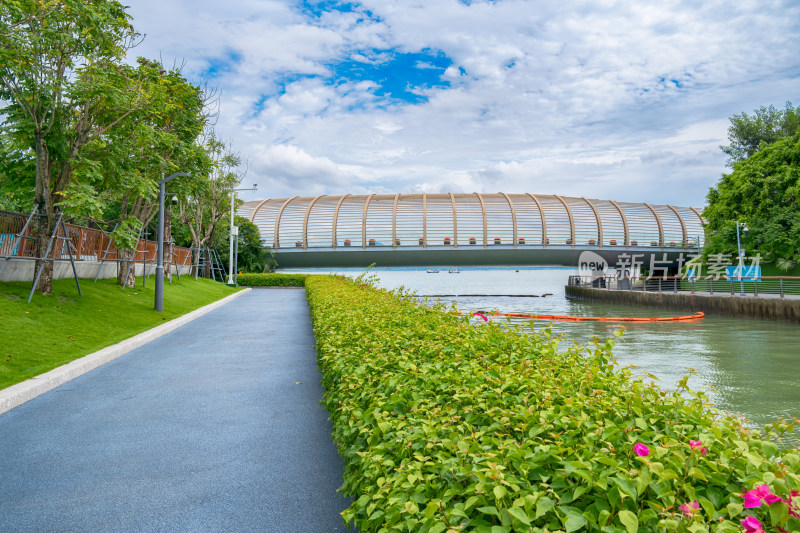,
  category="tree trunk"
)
[33,210,57,295]
[117,249,136,288]
[33,131,55,295]
[164,203,173,281]
[191,240,199,277]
